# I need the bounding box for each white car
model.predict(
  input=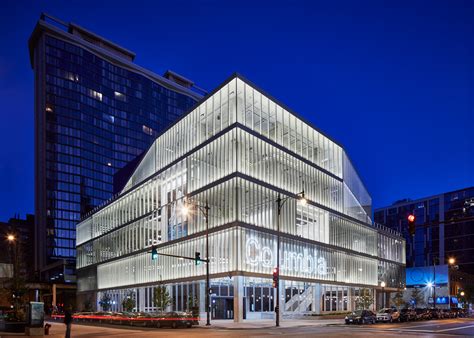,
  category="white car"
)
[376,308,400,322]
